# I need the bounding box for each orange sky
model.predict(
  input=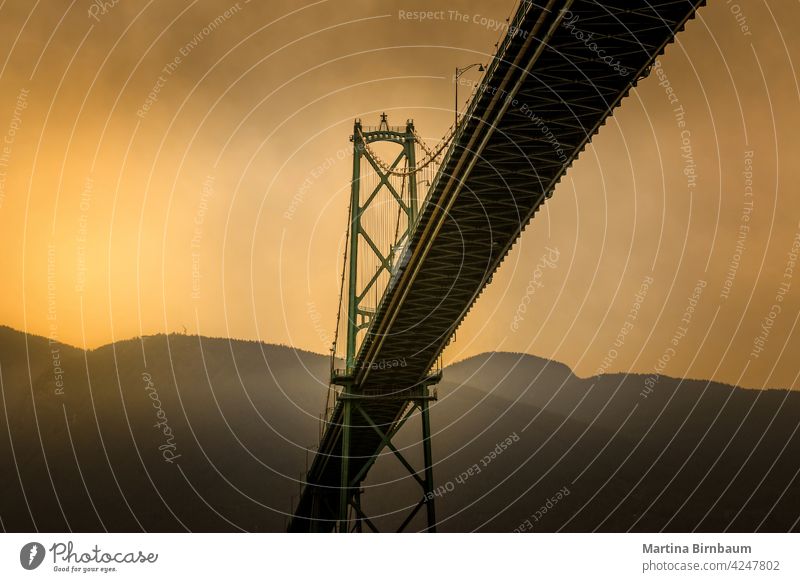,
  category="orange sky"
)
[1,0,798,389]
